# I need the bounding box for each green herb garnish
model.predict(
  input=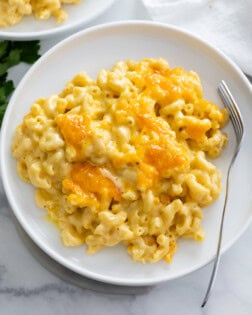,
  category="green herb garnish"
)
[0,40,40,126]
